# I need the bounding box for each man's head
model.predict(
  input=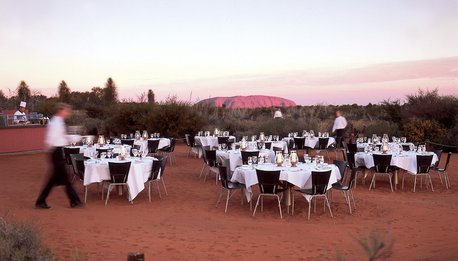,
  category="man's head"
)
[19,101,26,112]
[336,111,342,117]
[56,103,72,119]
